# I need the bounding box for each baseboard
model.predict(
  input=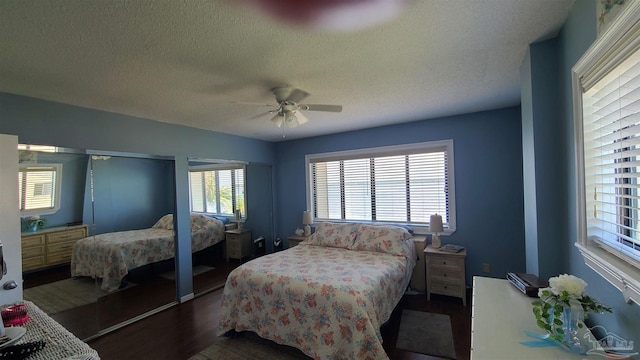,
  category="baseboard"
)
[180,293,195,303]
